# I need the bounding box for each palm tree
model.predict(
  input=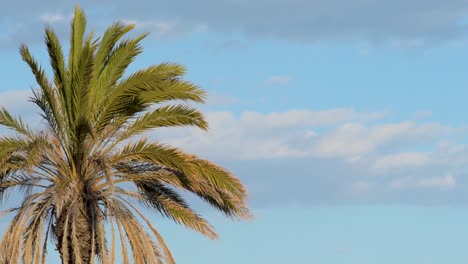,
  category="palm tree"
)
[0,6,250,264]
